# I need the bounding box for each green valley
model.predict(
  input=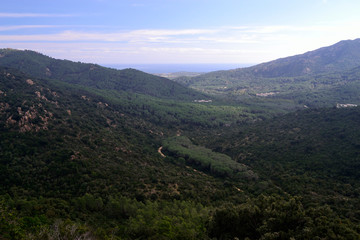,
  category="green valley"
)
[1,39,360,239]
